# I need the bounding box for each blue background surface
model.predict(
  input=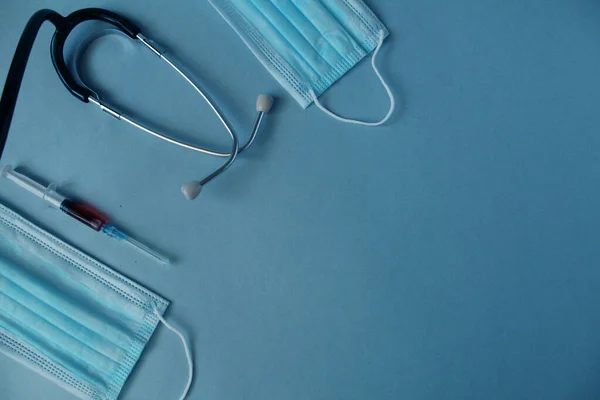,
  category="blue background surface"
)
[1,1,600,399]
